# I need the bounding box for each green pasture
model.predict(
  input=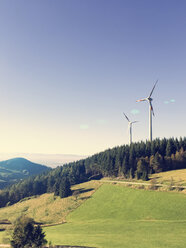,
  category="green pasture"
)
[44,184,186,248]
